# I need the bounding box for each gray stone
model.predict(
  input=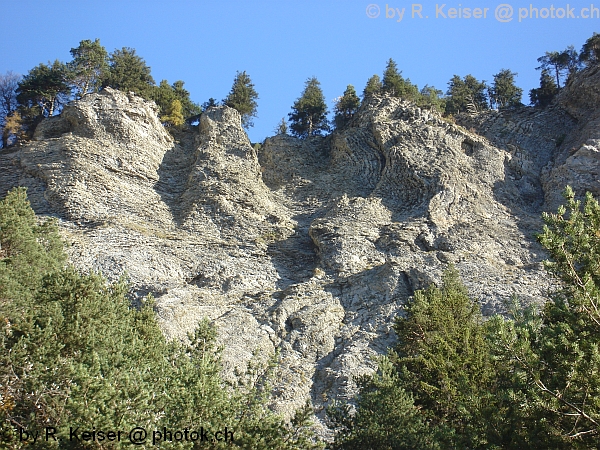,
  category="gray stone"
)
[1,69,598,439]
